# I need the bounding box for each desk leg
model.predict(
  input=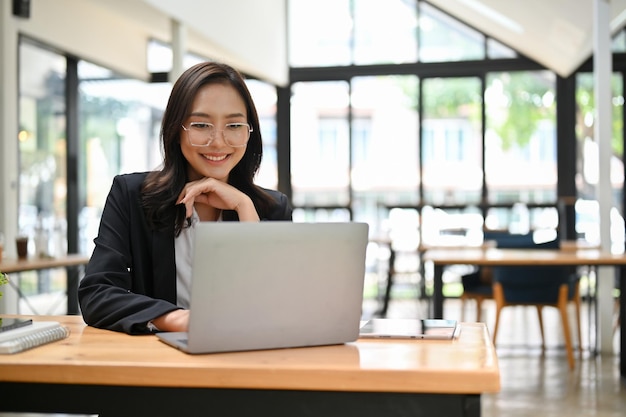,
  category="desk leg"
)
[589,266,598,356]
[66,265,82,315]
[432,264,444,318]
[377,248,395,317]
[619,266,626,378]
